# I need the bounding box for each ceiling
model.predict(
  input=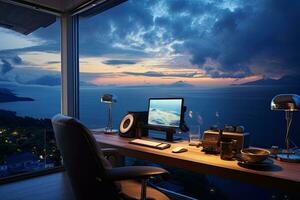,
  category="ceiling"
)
[5,0,96,13]
[0,1,56,34]
[0,0,125,34]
